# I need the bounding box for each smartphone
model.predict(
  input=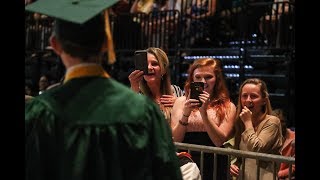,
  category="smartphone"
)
[134,50,148,75]
[190,82,204,106]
